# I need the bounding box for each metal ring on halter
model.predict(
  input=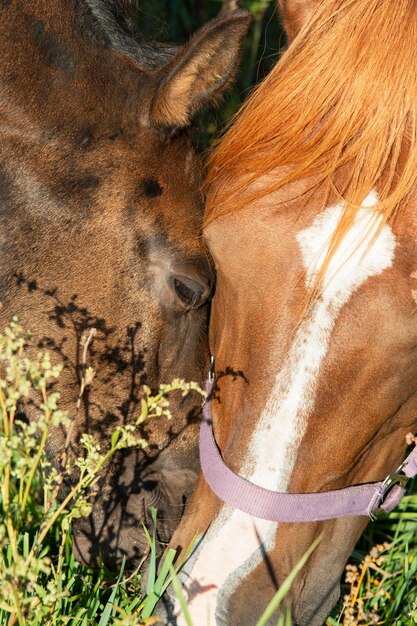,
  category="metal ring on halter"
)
[371,462,410,518]
[208,355,215,382]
